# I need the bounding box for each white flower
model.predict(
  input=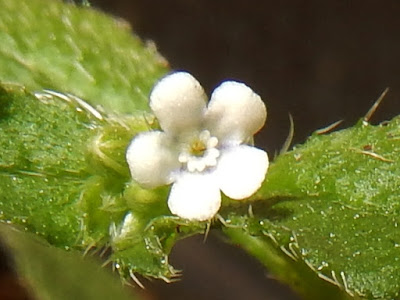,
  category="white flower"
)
[126,72,269,221]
